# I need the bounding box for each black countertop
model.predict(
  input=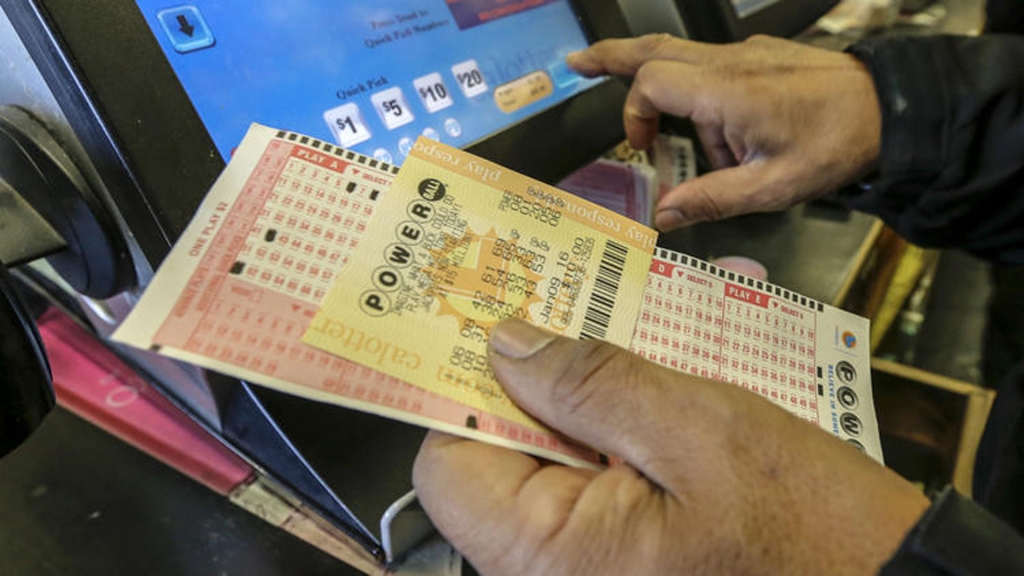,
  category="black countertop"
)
[0,406,358,576]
